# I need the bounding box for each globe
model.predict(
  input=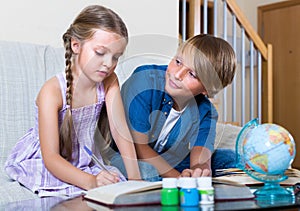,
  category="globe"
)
[236,118,296,200]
